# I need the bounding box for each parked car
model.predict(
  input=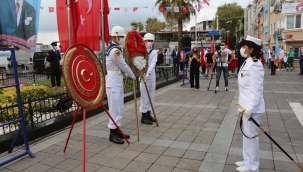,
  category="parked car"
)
[33,52,48,74]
